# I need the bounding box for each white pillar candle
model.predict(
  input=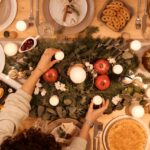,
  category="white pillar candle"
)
[130,40,142,51]
[92,95,103,105]
[130,104,145,118]
[55,51,65,60]
[4,42,18,56]
[49,95,59,106]
[16,20,28,31]
[145,86,150,98]
[69,66,86,84]
[113,64,123,75]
